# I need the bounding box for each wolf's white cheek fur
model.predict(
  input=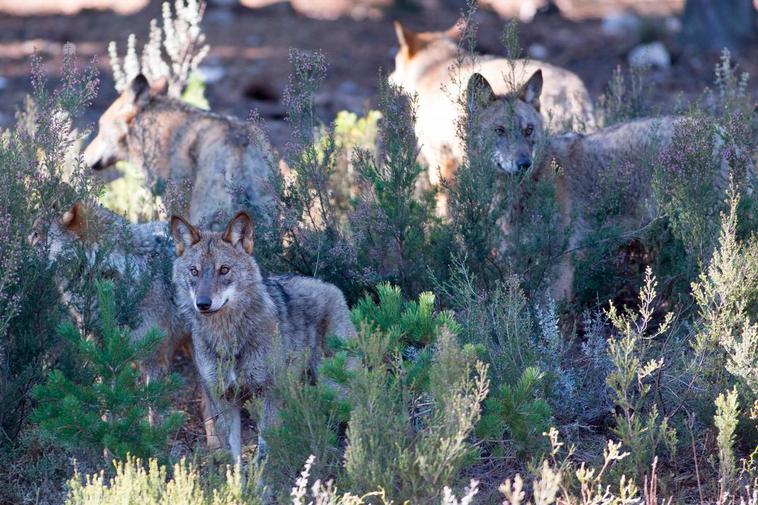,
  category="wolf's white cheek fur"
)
[218,285,237,305]
[493,152,517,174]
